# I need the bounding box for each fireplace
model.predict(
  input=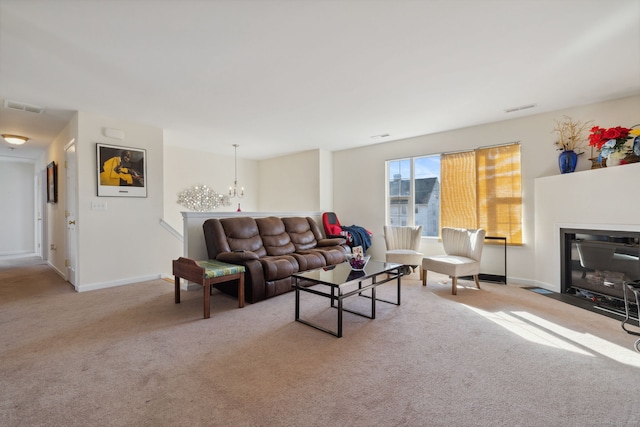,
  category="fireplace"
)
[561,228,640,316]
